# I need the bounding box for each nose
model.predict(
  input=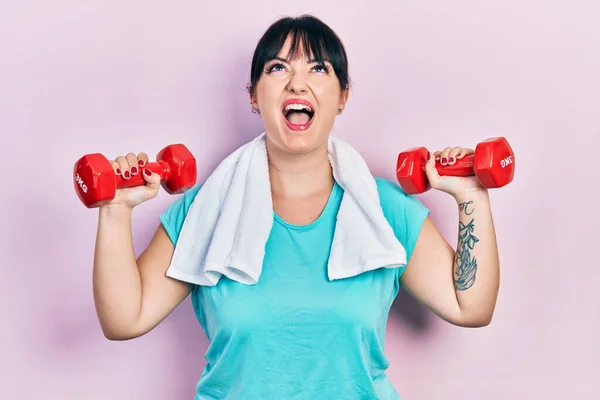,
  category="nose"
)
[286,71,308,94]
